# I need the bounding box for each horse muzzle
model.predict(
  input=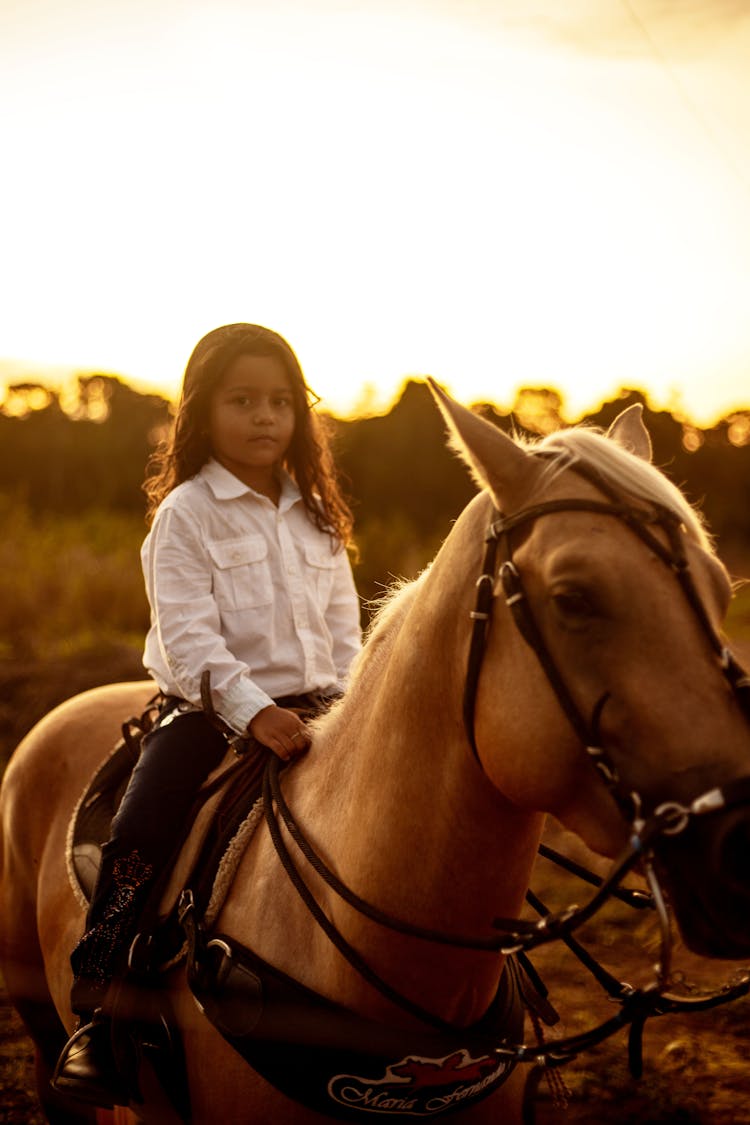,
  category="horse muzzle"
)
[654,799,750,960]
